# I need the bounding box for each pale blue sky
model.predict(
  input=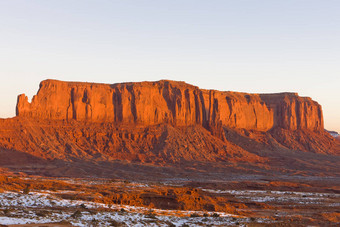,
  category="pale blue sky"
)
[0,0,339,131]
